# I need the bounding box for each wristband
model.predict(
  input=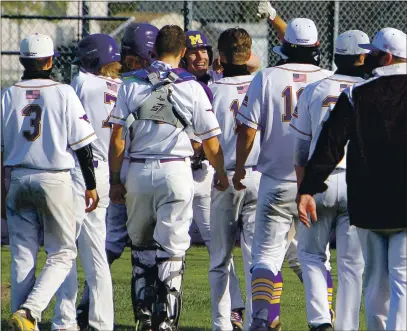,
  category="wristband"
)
[109,172,121,185]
